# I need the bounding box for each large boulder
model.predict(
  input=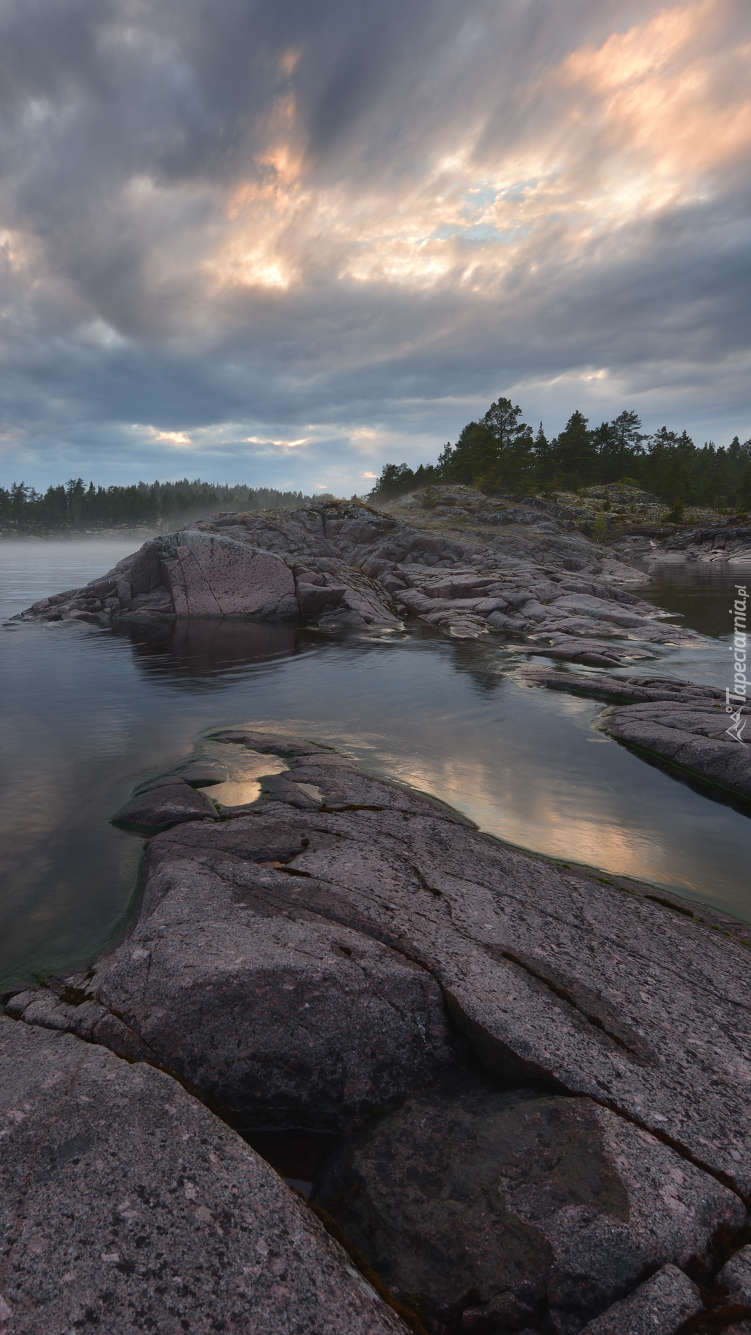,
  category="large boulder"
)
[0,1017,408,1334]
[159,529,299,617]
[312,1075,737,1333]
